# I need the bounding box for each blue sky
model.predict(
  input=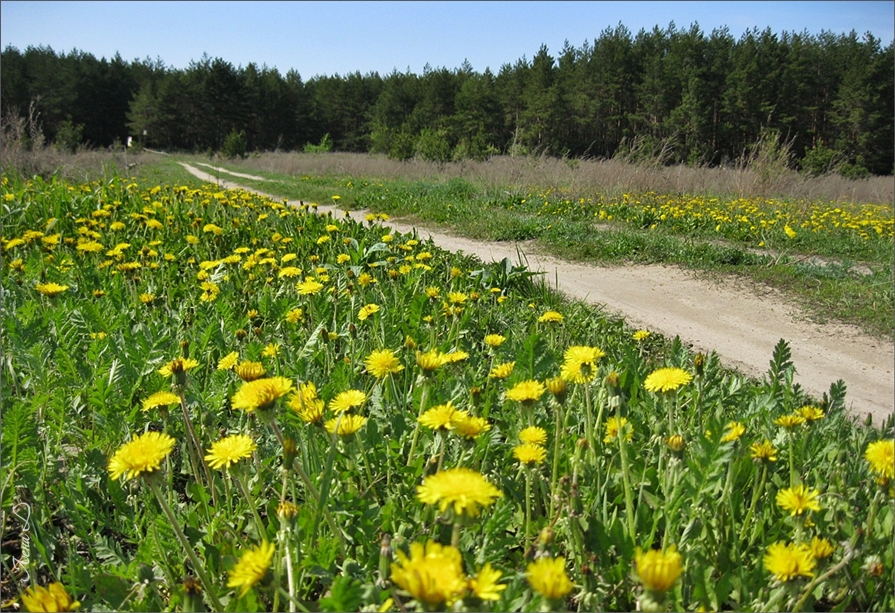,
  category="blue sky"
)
[2,1,893,78]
